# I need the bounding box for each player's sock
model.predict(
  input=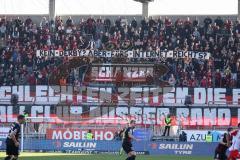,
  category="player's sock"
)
[130,155,136,160]
[4,156,12,160]
[125,157,131,160]
[9,157,14,160]
[119,148,123,155]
